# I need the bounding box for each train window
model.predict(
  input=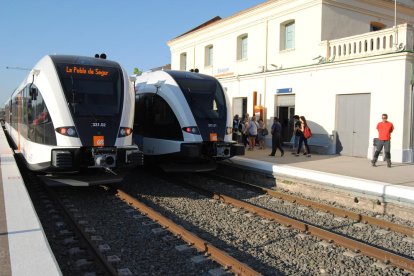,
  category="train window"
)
[56,64,123,118]
[27,85,56,145]
[151,95,183,140]
[20,87,28,138]
[134,94,183,141]
[133,94,149,135]
[175,78,226,120]
[11,93,20,129]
